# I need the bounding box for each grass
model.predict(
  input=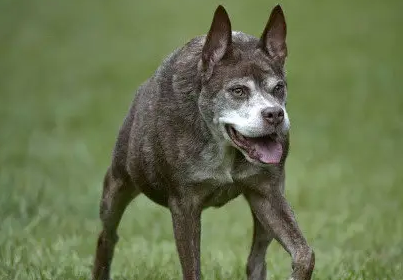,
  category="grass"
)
[0,0,402,279]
